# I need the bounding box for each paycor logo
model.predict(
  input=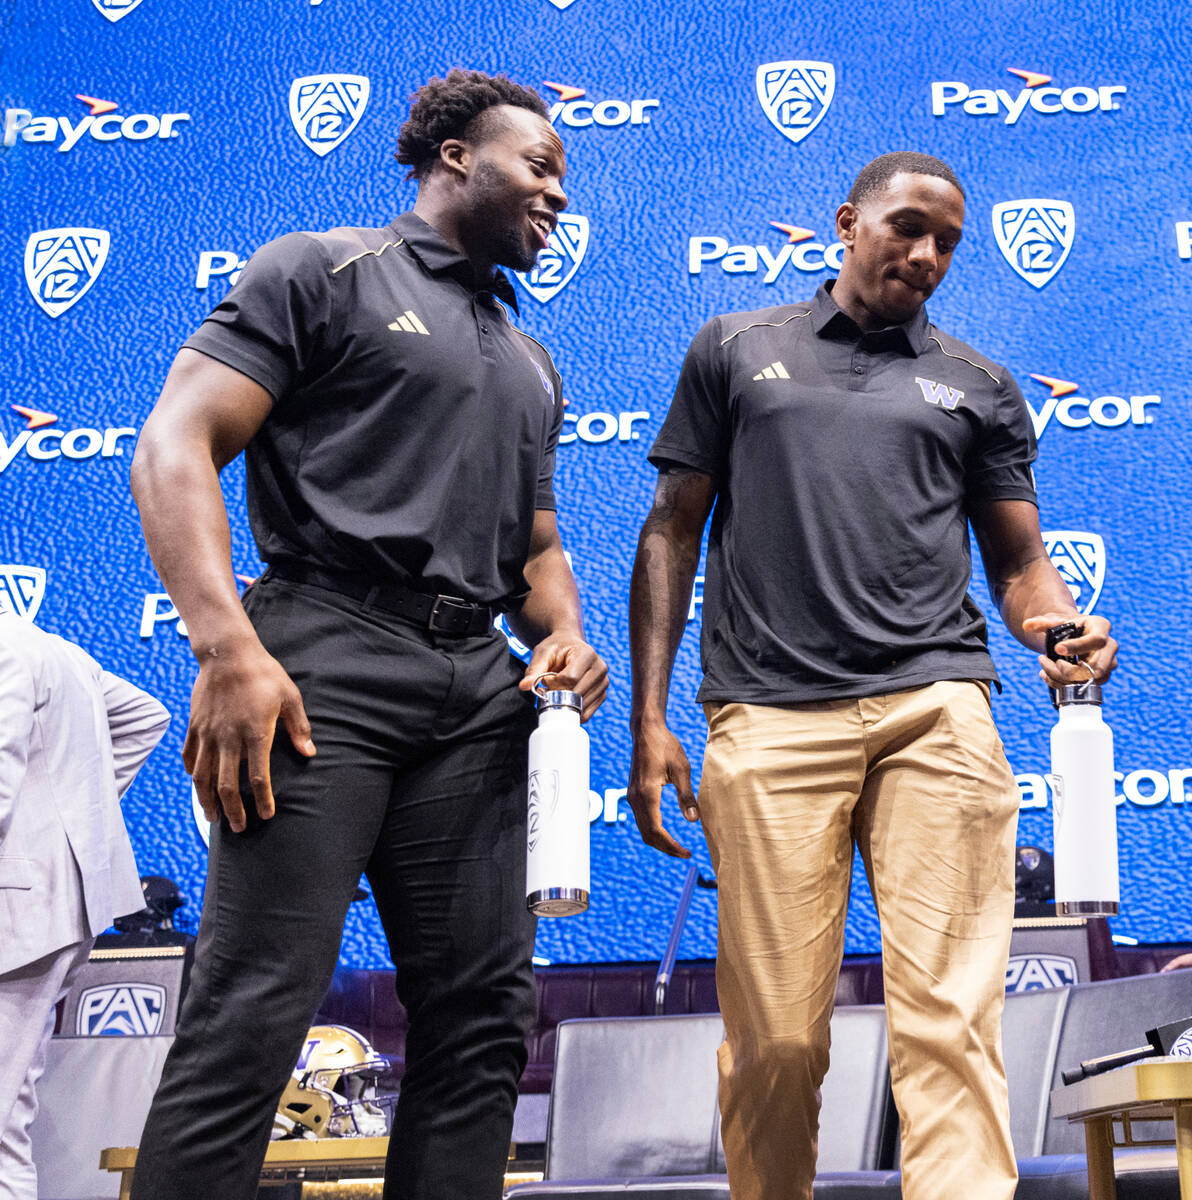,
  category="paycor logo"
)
[559,409,649,445]
[3,94,189,151]
[544,81,659,127]
[689,221,843,283]
[931,68,1126,124]
[196,250,249,289]
[0,405,136,474]
[1027,374,1159,438]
